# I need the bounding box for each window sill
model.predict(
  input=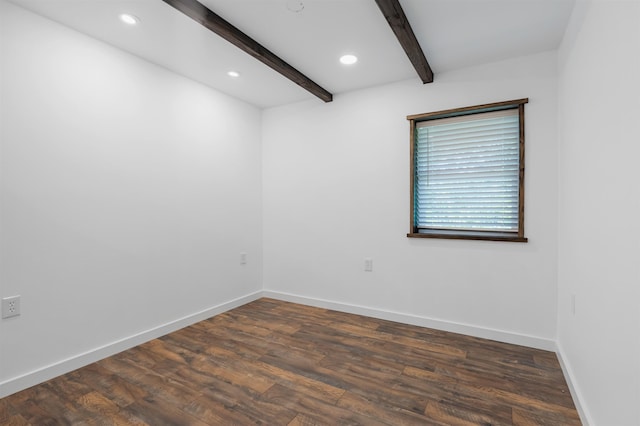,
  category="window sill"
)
[407,232,528,243]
